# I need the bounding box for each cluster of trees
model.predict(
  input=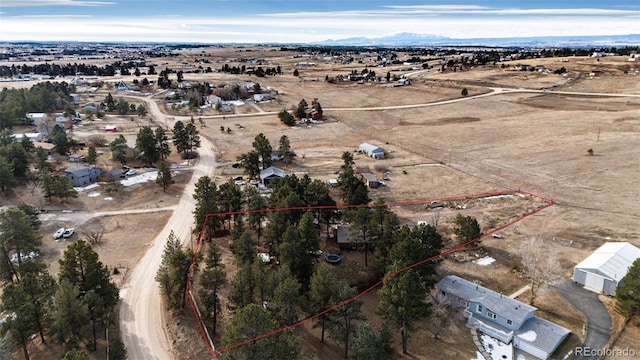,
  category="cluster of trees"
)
[0,82,74,129]
[0,206,126,360]
[102,93,146,117]
[0,60,145,78]
[0,129,78,201]
[172,146,459,358]
[236,133,293,178]
[293,98,323,120]
[220,64,281,76]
